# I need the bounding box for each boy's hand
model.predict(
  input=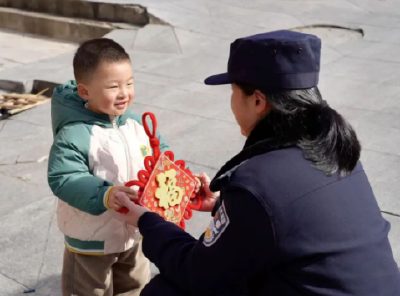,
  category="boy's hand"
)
[107,186,138,211]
